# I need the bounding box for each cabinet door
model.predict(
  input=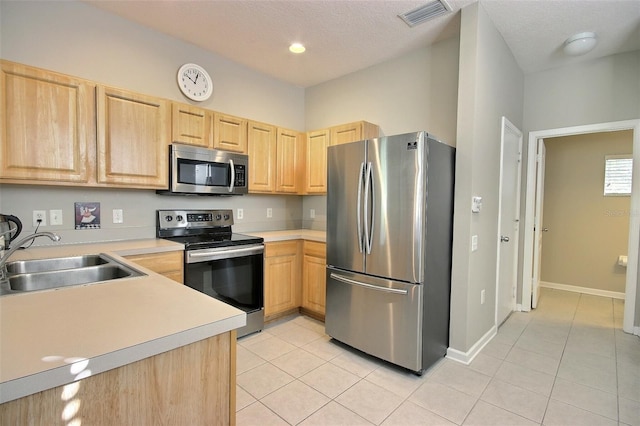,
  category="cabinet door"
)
[0,60,95,183]
[171,102,212,148]
[305,129,329,194]
[213,113,247,153]
[97,86,170,188]
[124,251,184,284]
[329,121,379,146]
[247,120,277,193]
[276,128,303,194]
[264,241,301,317]
[302,241,326,317]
